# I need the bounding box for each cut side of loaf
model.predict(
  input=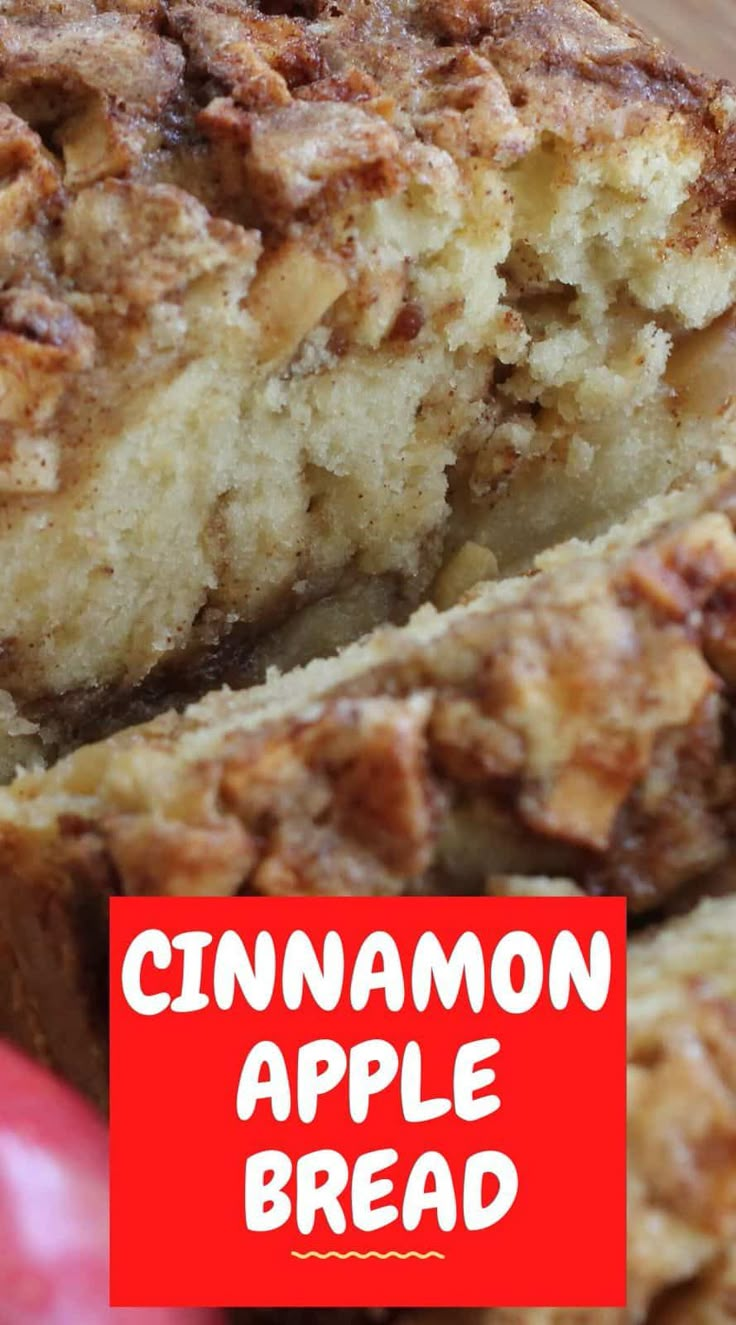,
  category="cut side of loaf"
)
[2,472,736,1099]
[2,0,736,773]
